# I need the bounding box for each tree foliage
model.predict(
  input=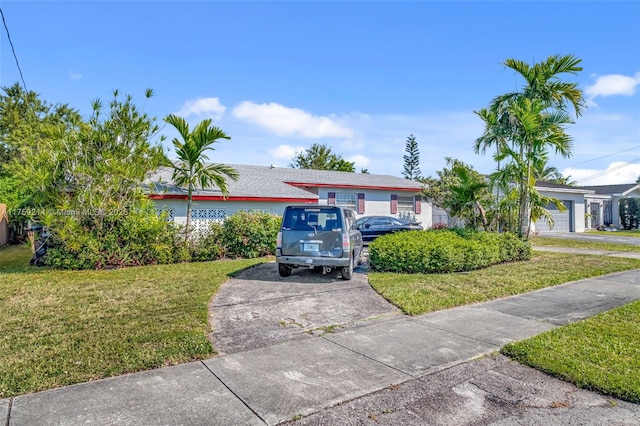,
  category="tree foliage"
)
[402,133,421,180]
[289,143,355,172]
[620,198,640,230]
[422,158,493,229]
[2,87,181,268]
[0,84,80,211]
